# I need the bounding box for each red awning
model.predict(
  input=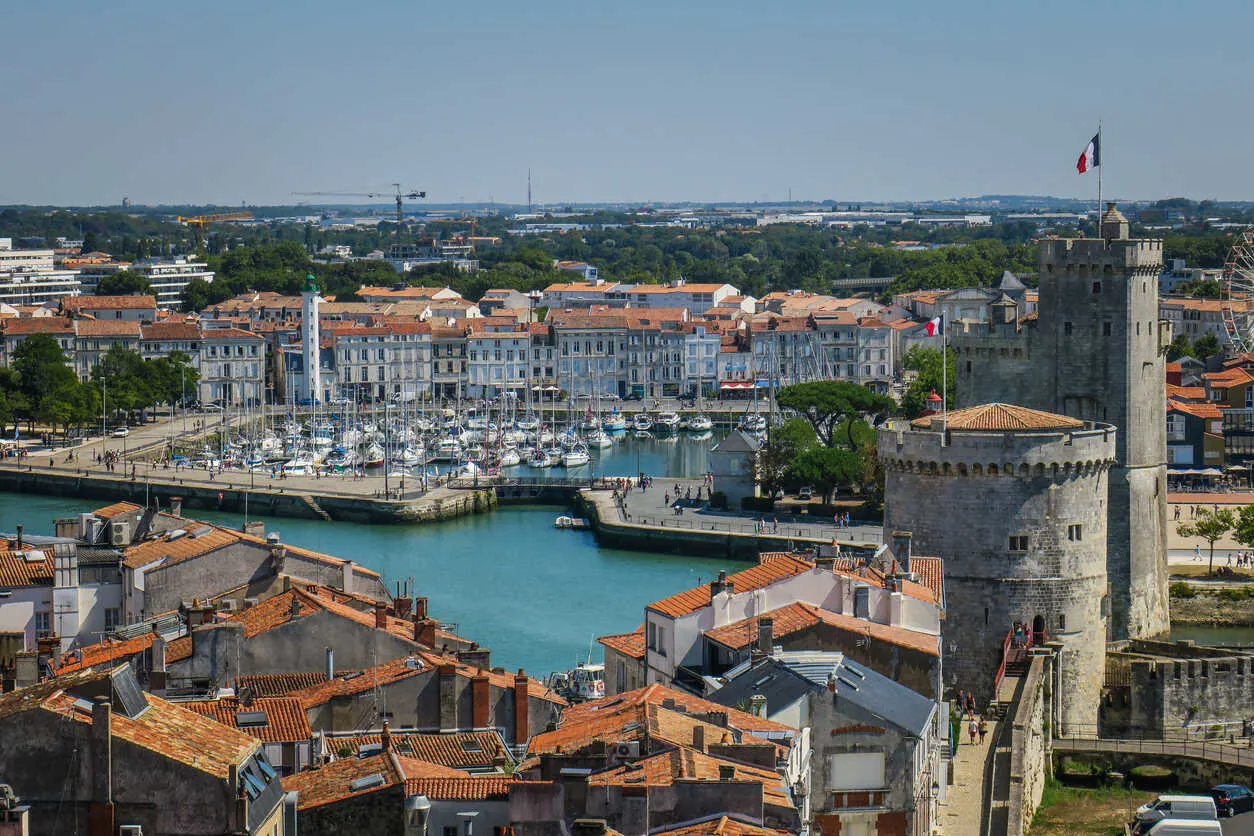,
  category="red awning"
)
[720,381,754,390]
